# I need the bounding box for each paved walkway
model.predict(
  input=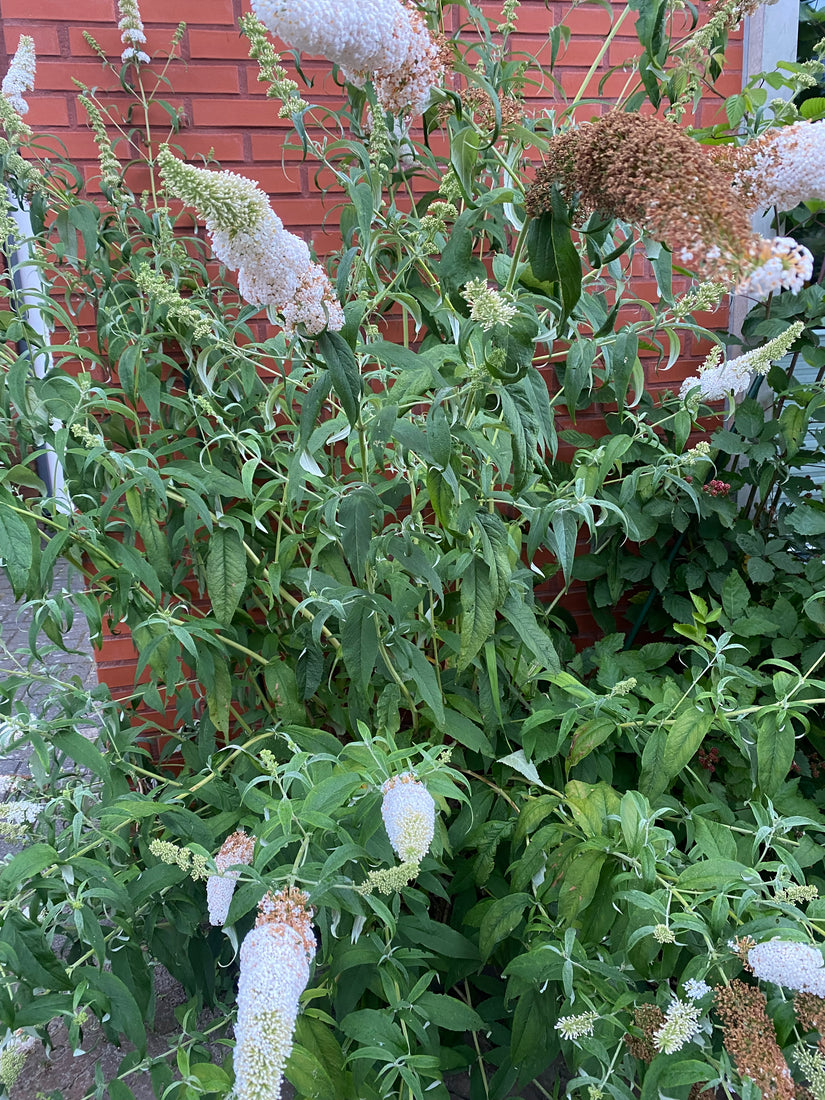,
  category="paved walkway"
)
[0,563,97,780]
